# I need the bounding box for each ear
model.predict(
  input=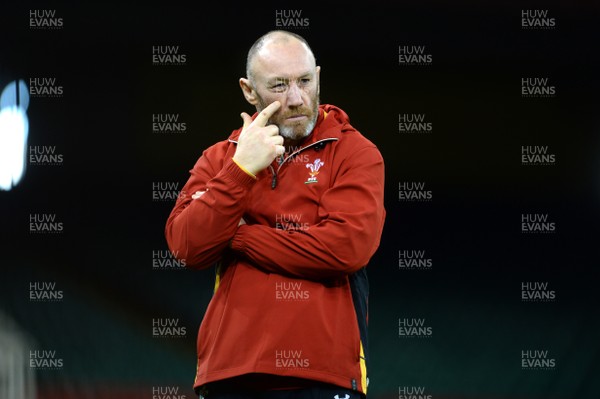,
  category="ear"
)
[315,66,321,95]
[239,78,259,105]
